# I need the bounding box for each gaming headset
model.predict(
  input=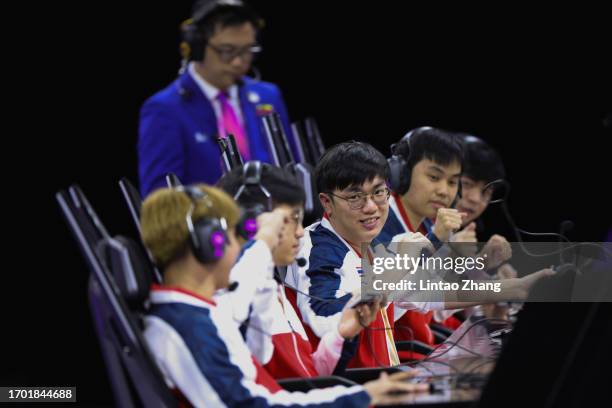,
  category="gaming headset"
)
[387,126,432,195]
[233,160,273,240]
[179,0,263,62]
[387,126,463,205]
[177,185,229,264]
[458,132,508,204]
